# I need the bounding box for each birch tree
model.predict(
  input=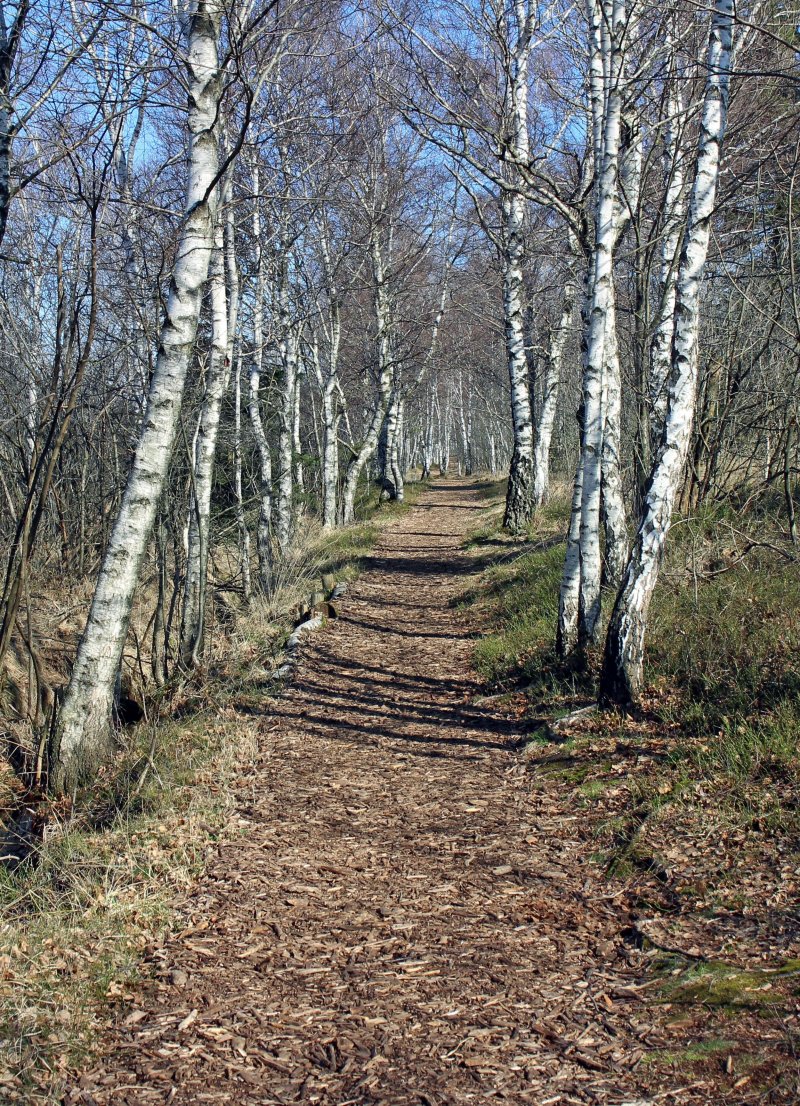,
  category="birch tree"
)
[648,48,687,447]
[52,2,223,790]
[576,0,627,645]
[382,0,547,531]
[533,244,578,507]
[179,176,240,669]
[247,160,274,593]
[499,1,536,531]
[599,0,735,706]
[341,223,394,523]
[315,220,344,527]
